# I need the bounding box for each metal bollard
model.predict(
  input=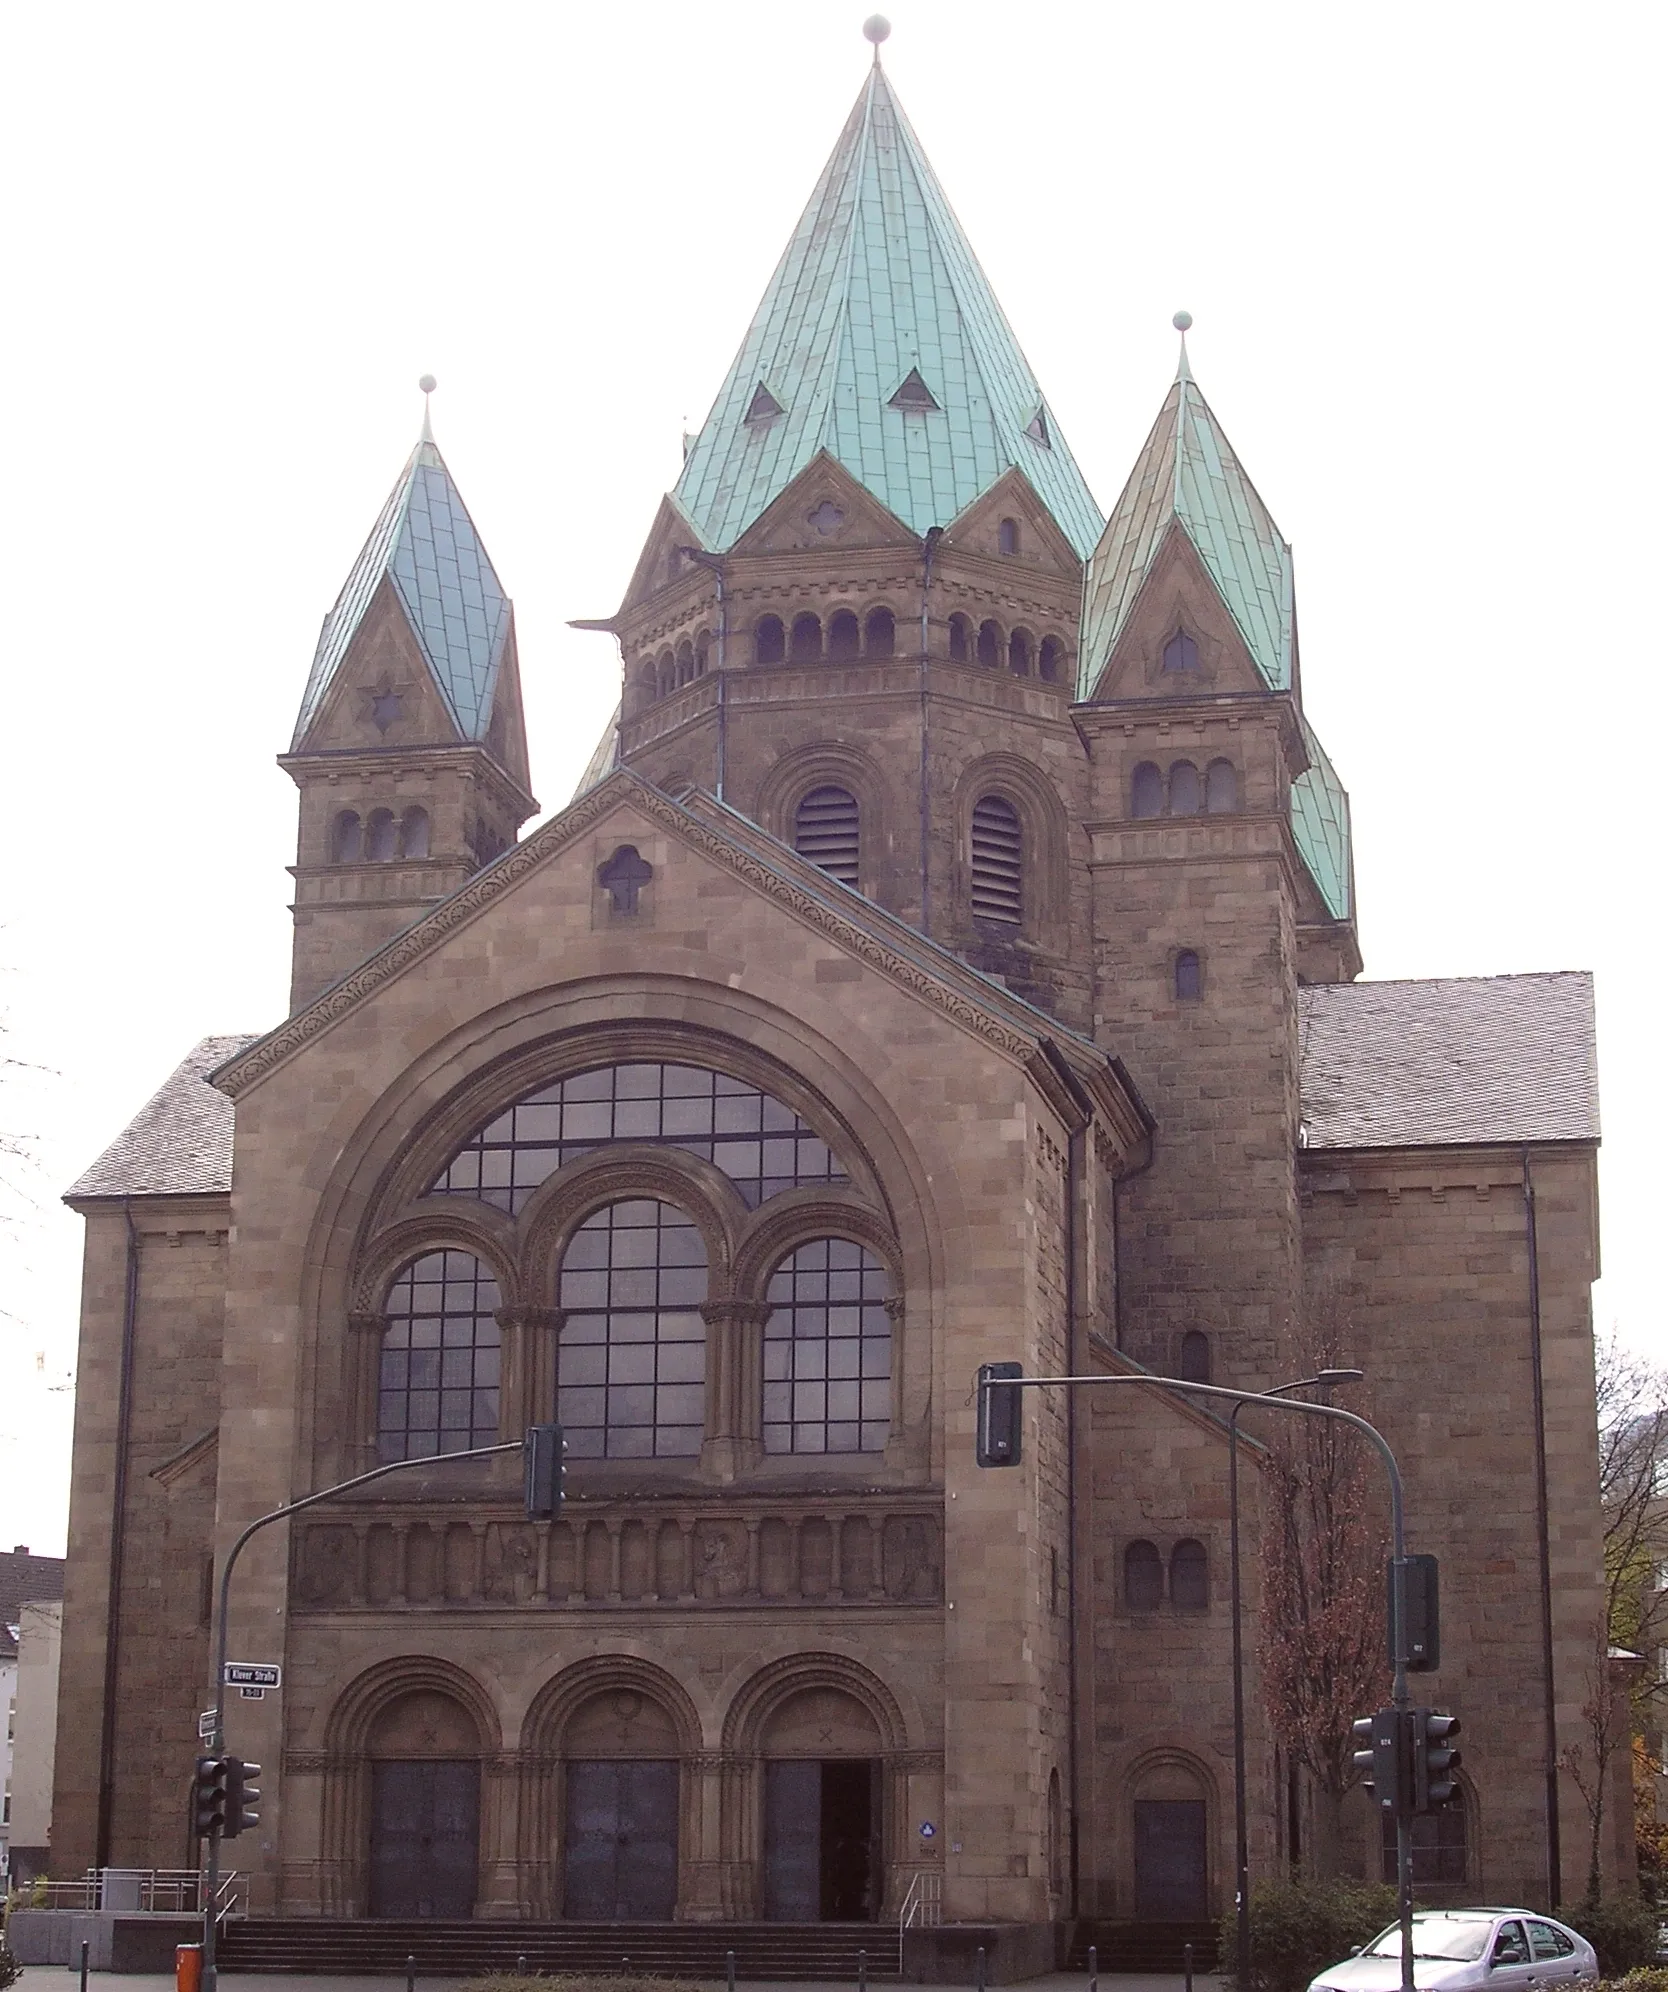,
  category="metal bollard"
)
[1088,1945,1098,1992]
[406,1953,416,1992]
[727,1950,737,1992]
[1184,1943,1194,1992]
[518,1959,528,1978]
[859,1950,868,1992]
[975,1945,987,1992]
[80,1939,90,1992]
